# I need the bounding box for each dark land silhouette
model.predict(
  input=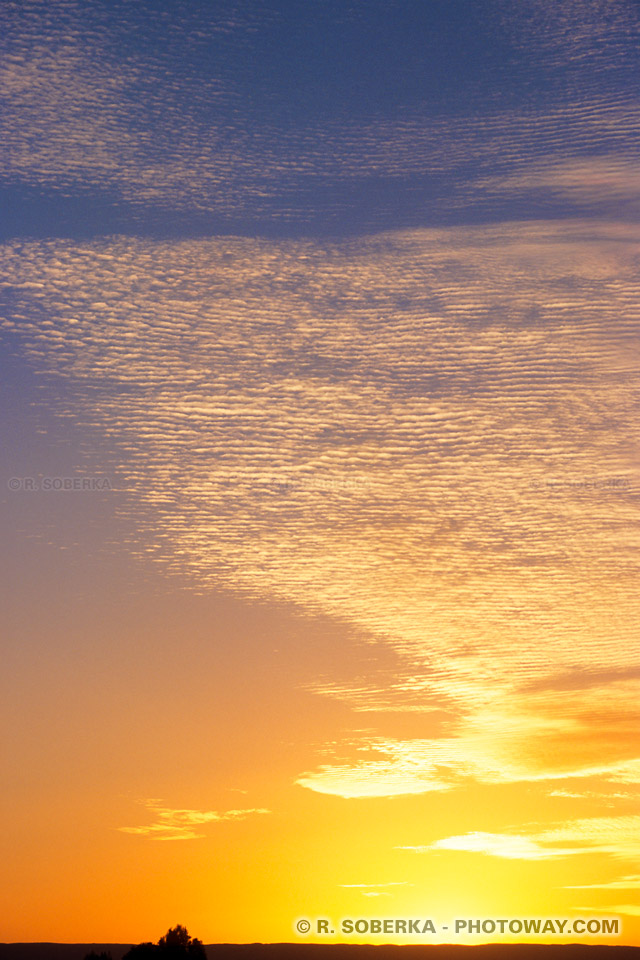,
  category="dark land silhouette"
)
[1,943,639,960]
[122,926,206,960]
